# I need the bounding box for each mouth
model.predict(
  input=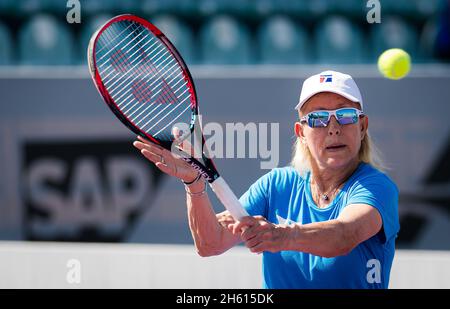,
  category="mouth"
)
[325,144,346,151]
